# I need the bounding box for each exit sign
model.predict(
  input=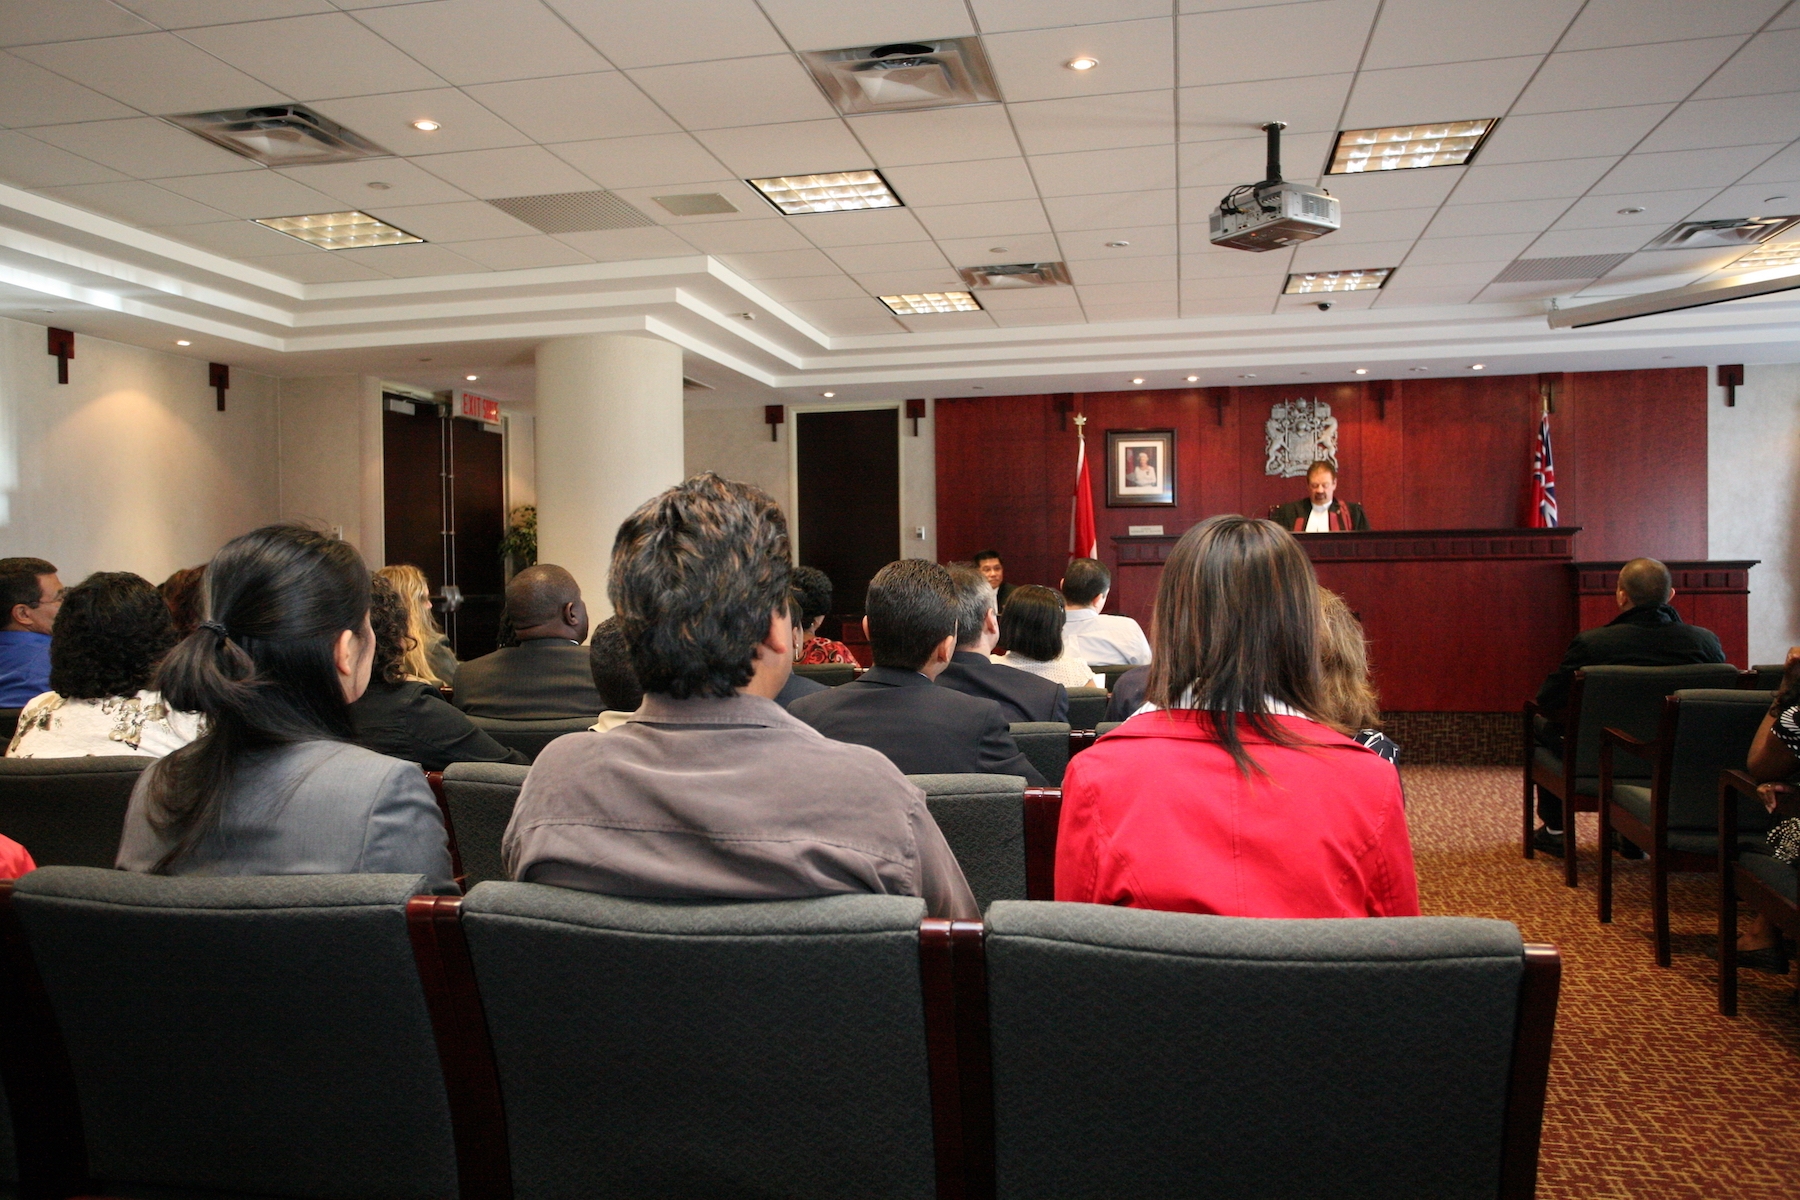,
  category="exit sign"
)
[456,390,500,423]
